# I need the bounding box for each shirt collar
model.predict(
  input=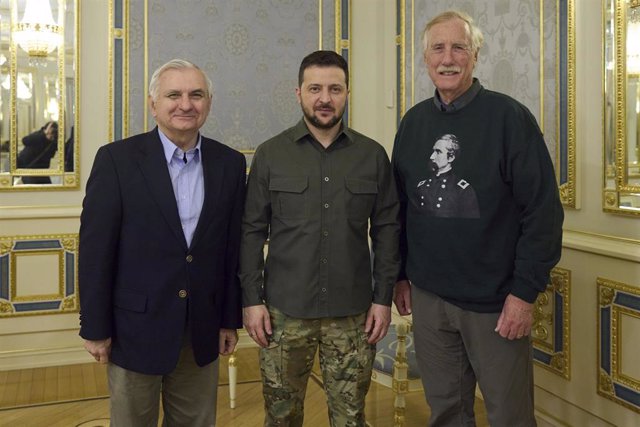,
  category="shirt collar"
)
[158,128,201,164]
[433,78,482,112]
[290,118,353,146]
